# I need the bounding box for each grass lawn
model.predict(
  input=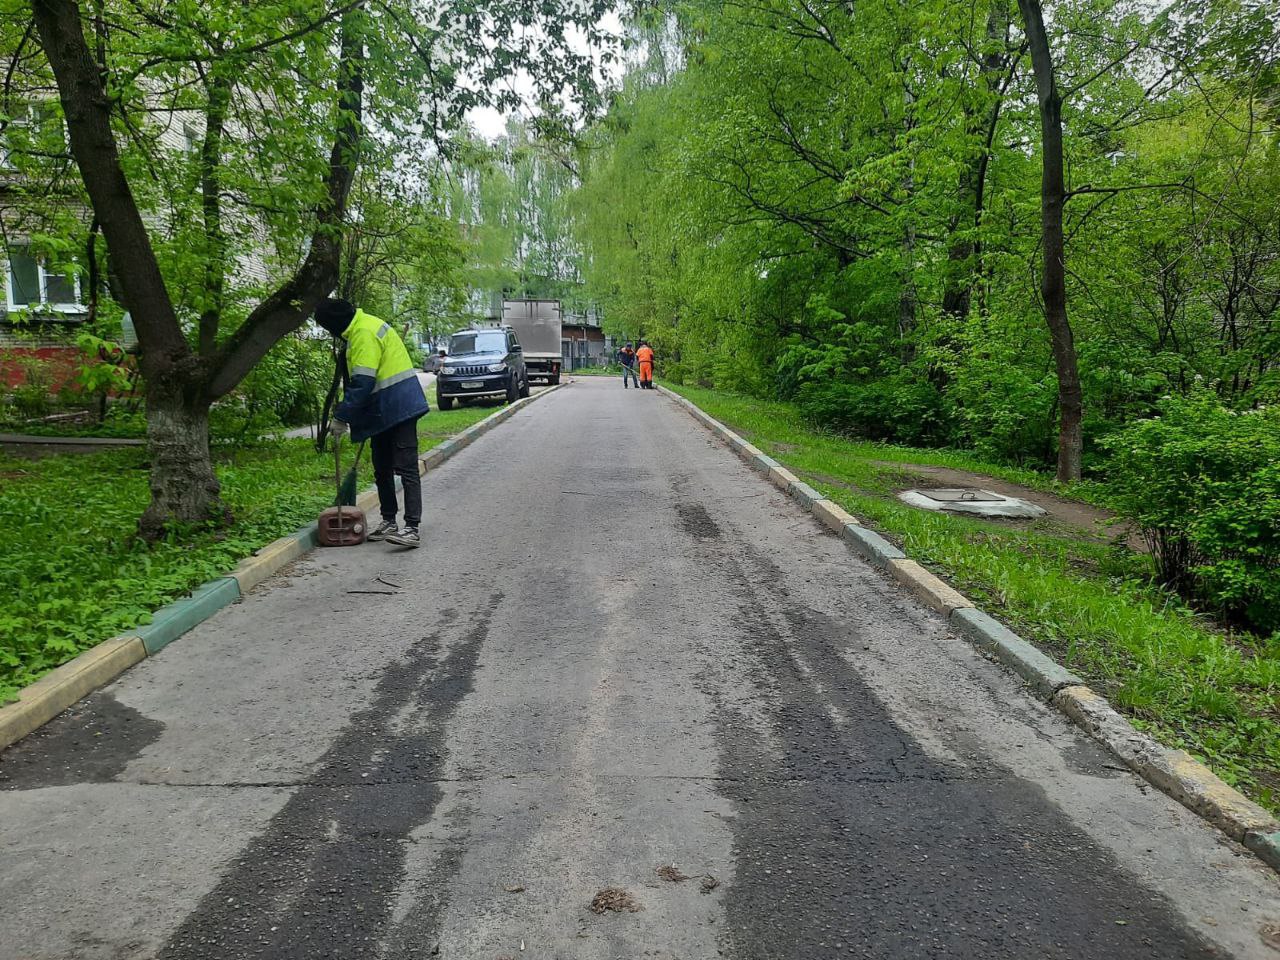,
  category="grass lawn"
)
[571,364,624,377]
[0,404,493,704]
[668,383,1280,815]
